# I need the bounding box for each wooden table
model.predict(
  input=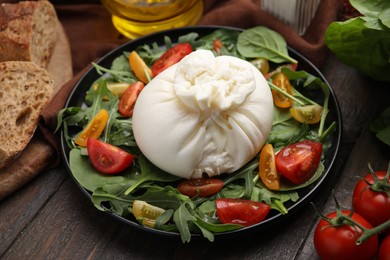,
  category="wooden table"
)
[0,48,389,259]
